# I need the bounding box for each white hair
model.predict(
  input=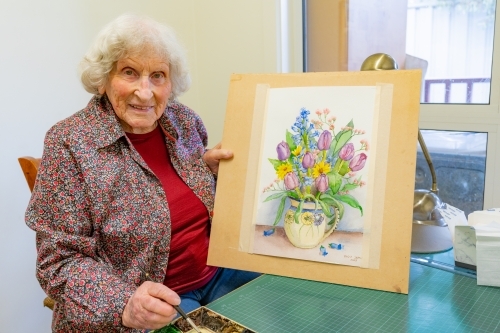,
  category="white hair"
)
[79,13,191,100]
